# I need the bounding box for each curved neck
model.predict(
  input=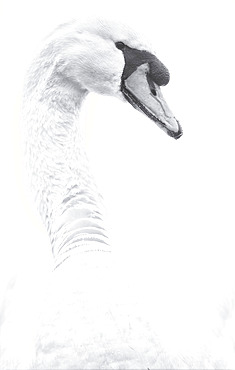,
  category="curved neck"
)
[24,56,111,269]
